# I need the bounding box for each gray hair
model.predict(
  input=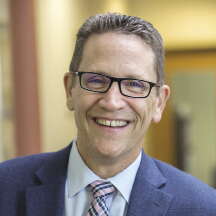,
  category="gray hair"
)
[69,13,165,84]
